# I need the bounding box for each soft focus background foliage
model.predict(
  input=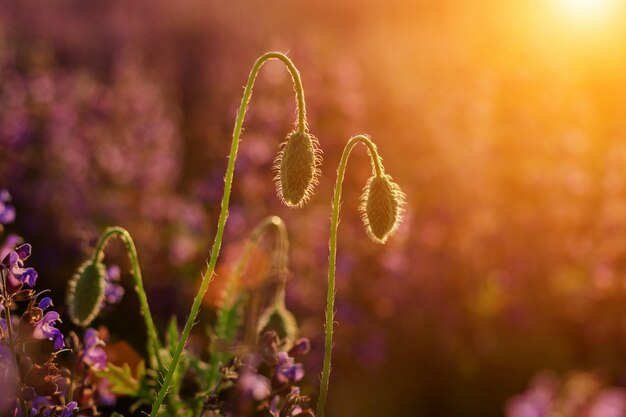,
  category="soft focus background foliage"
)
[2,1,626,416]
